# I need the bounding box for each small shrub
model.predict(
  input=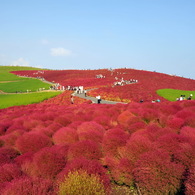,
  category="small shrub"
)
[124,135,152,163]
[167,116,185,129]
[53,127,78,145]
[0,147,19,165]
[57,158,110,192]
[15,132,52,154]
[0,130,24,147]
[110,158,134,186]
[58,169,106,195]
[140,108,159,123]
[185,164,195,195]
[174,141,195,168]
[77,121,105,134]
[154,133,188,157]
[68,140,102,161]
[2,176,56,195]
[0,163,22,183]
[117,110,135,128]
[54,115,72,126]
[180,126,195,141]
[102,128,129,158]
[31,145,68,179]
[133,150,185,194]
